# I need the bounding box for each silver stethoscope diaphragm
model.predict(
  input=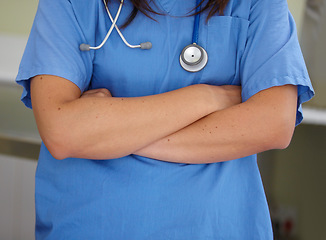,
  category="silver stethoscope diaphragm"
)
[180,43,208,72]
